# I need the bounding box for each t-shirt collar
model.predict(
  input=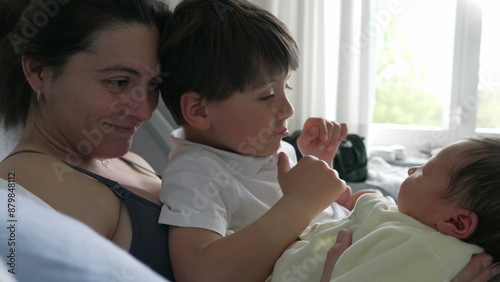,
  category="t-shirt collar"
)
[170,128,278,177]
